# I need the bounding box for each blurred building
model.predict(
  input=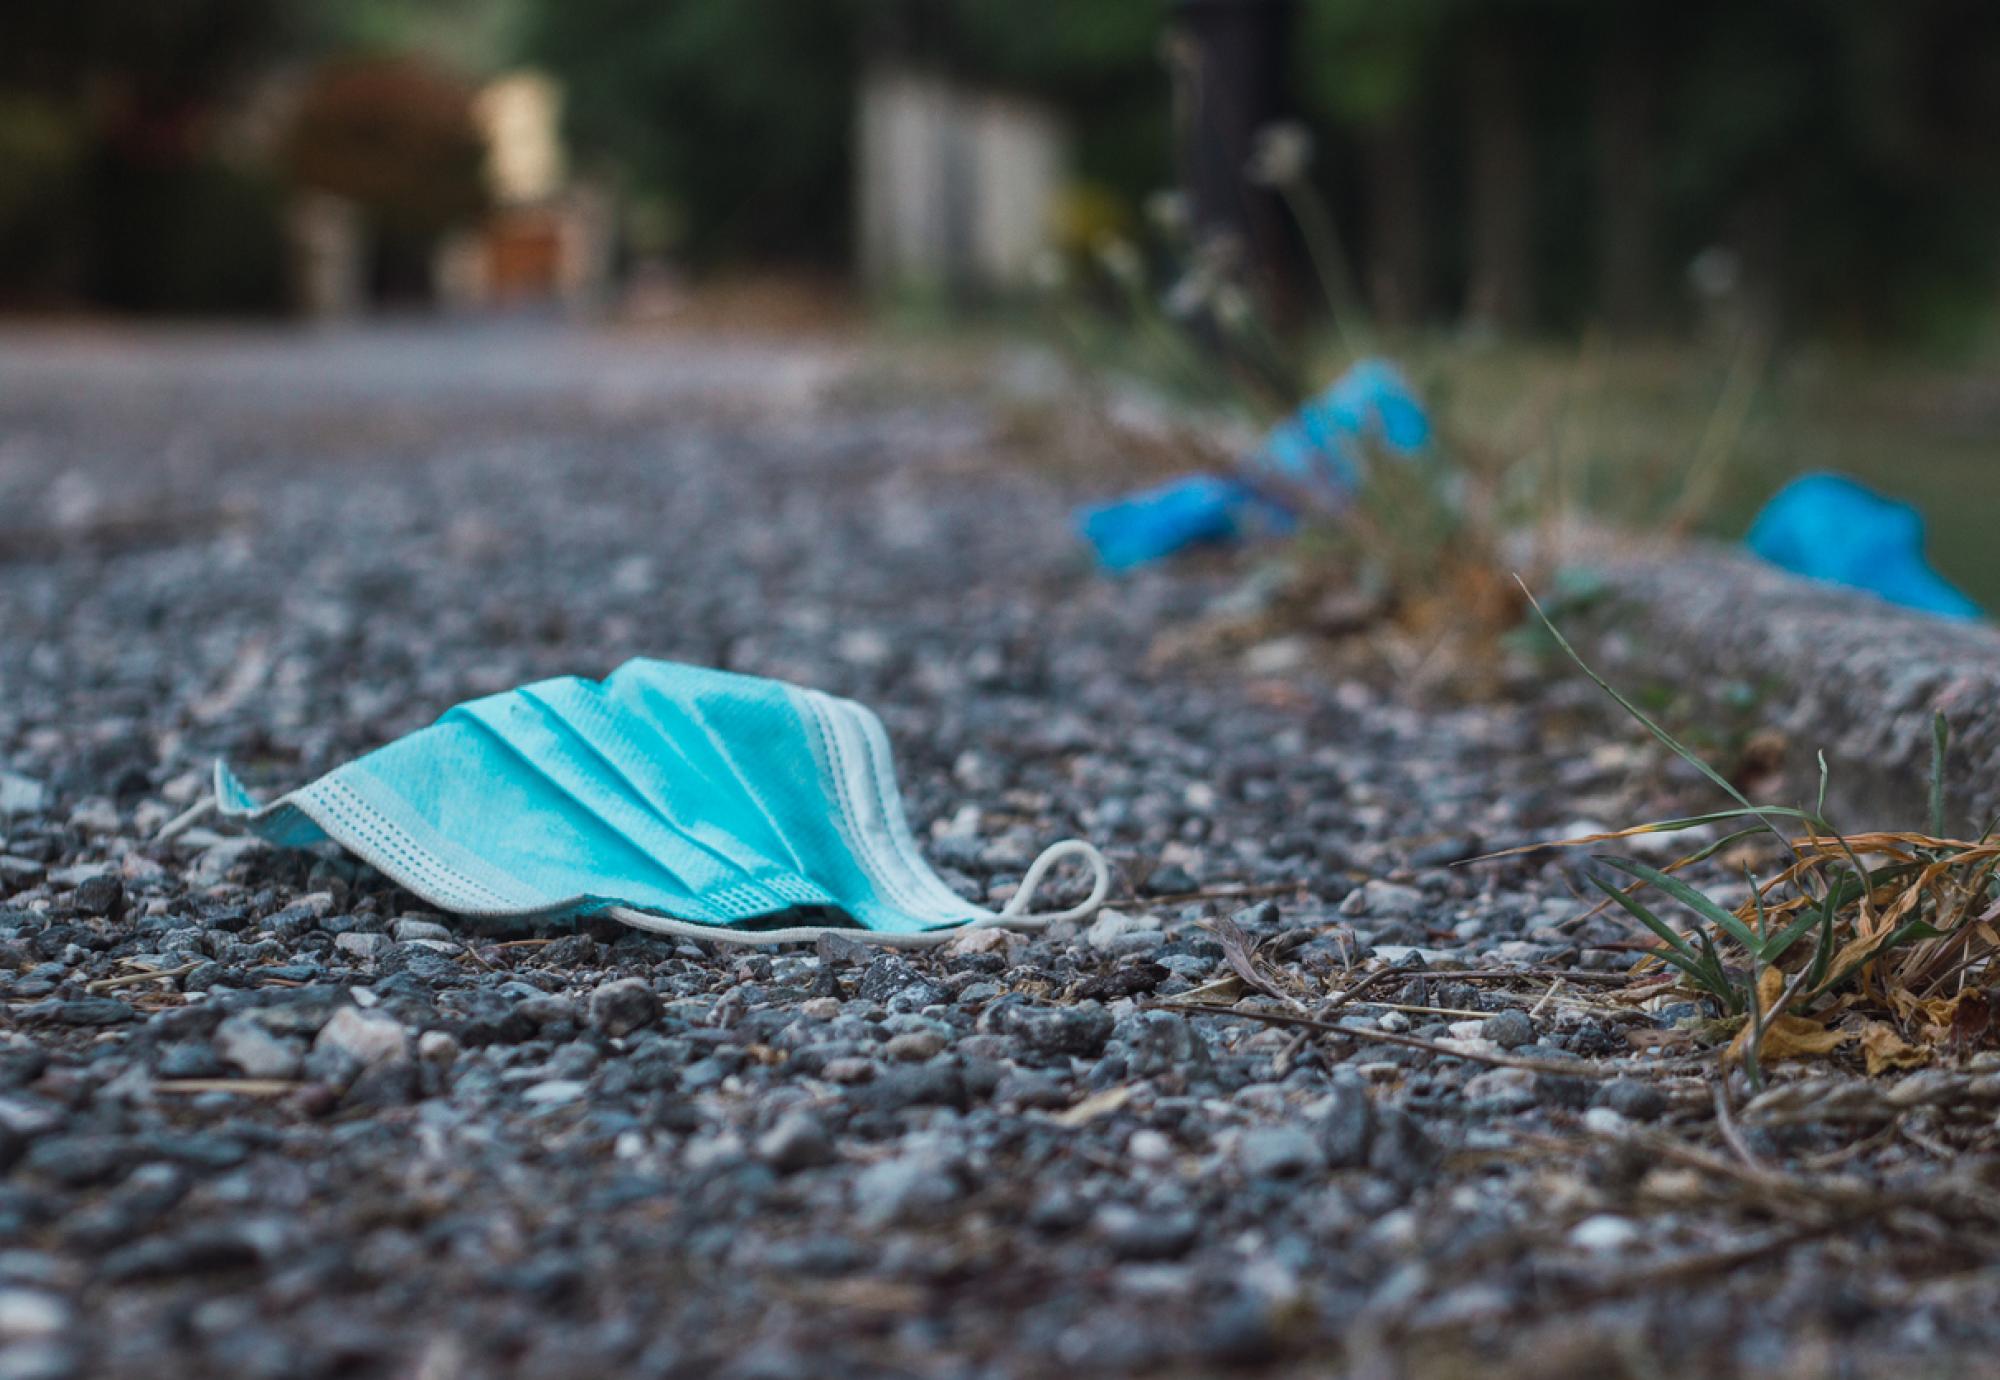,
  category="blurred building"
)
[291,66,613,321]
[855,68,1066,298]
